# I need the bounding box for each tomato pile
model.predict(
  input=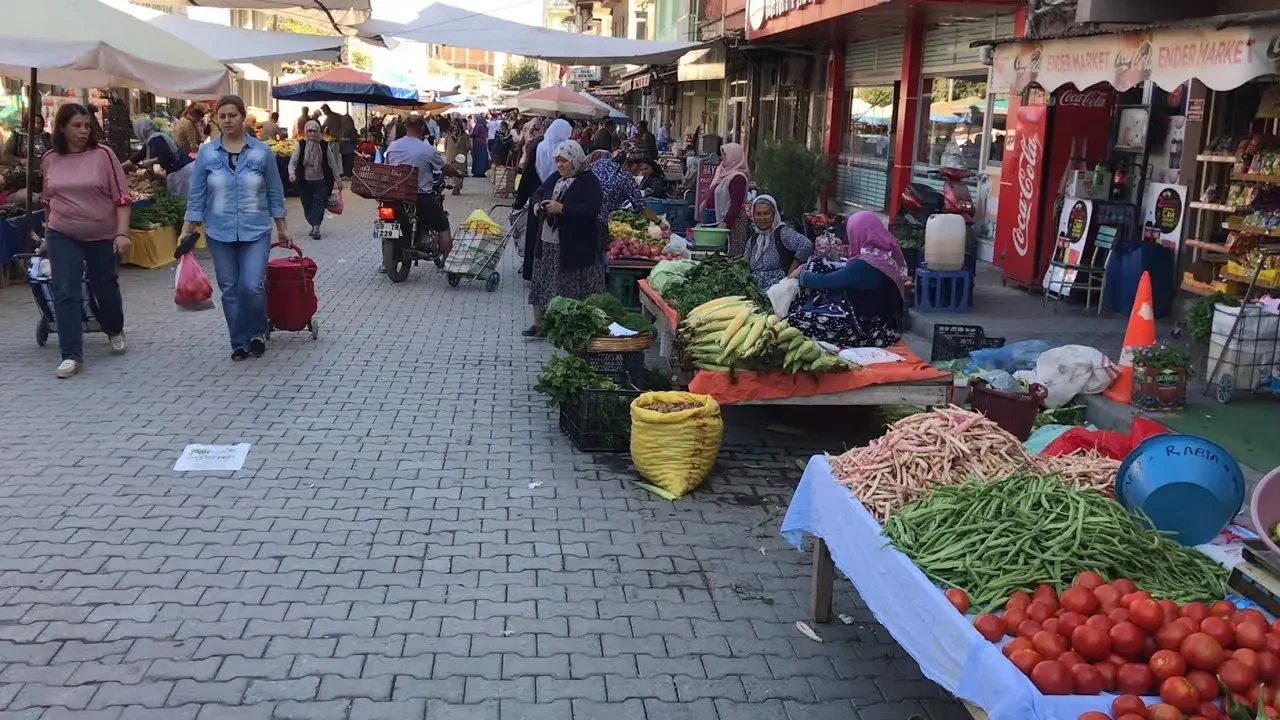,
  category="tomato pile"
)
[964,571,1280,720]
